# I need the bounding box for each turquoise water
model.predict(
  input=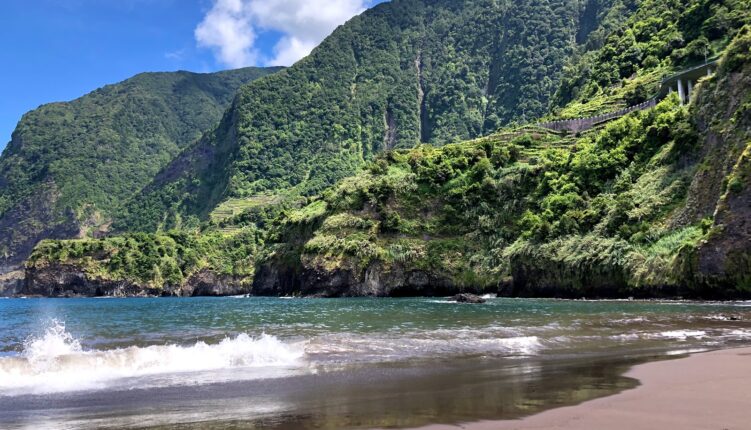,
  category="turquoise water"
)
[1,297,751,428]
